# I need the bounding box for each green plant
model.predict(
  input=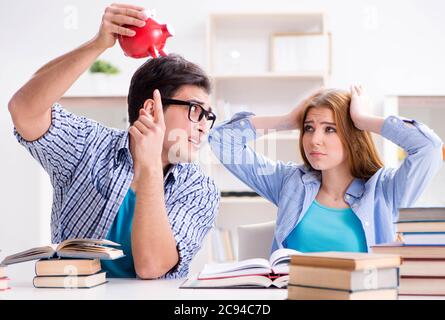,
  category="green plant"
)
[89,60,120,75]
